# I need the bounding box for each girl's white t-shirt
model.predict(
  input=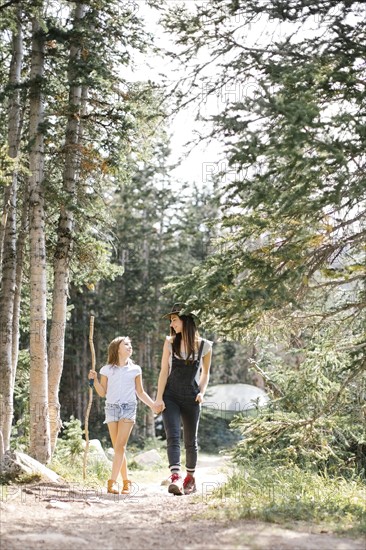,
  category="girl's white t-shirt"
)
[100,360,142,404]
